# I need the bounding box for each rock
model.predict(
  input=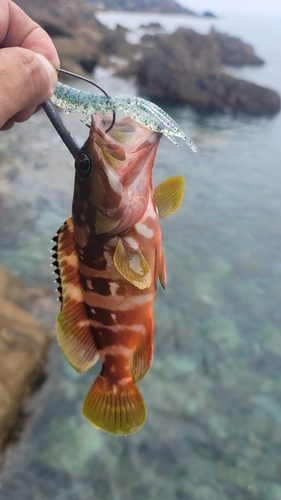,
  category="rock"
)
[208,28,264,66]
[0,266,56,449]
[134,28,280,114]
[53,36,100,75]
[13,0,280,114]
[203,11,217,18]
[140,22,165,30]
[14,0,112,75]
[89,0,197,15]
[97,32,138,59]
